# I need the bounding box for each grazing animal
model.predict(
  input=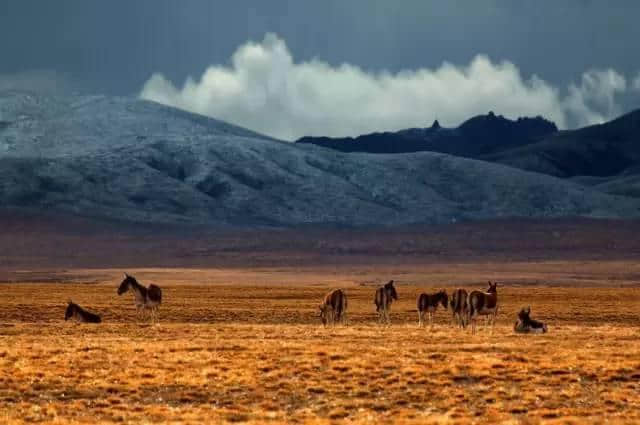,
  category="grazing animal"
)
[117,273,162,322]
[450,288,469,328]
[467,281,499,334]
[514,306,547,334]
[319,289,348,326]
[417,290,448,327]
[64,301,101,323]
[374,280,398,324]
